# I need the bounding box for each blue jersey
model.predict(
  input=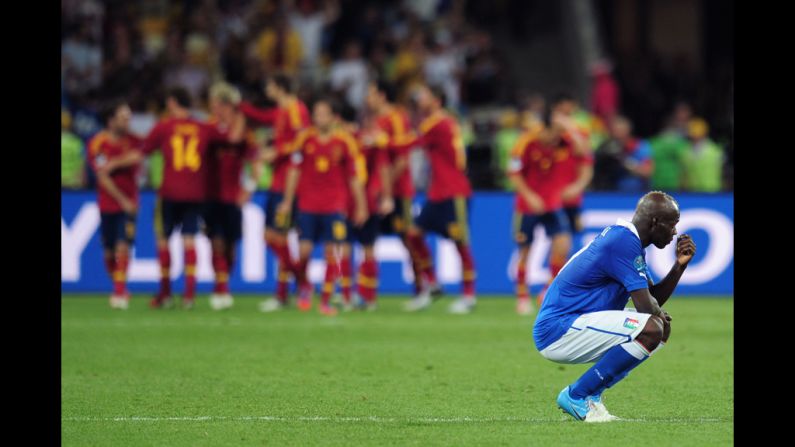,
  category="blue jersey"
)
[533,219,653,351]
